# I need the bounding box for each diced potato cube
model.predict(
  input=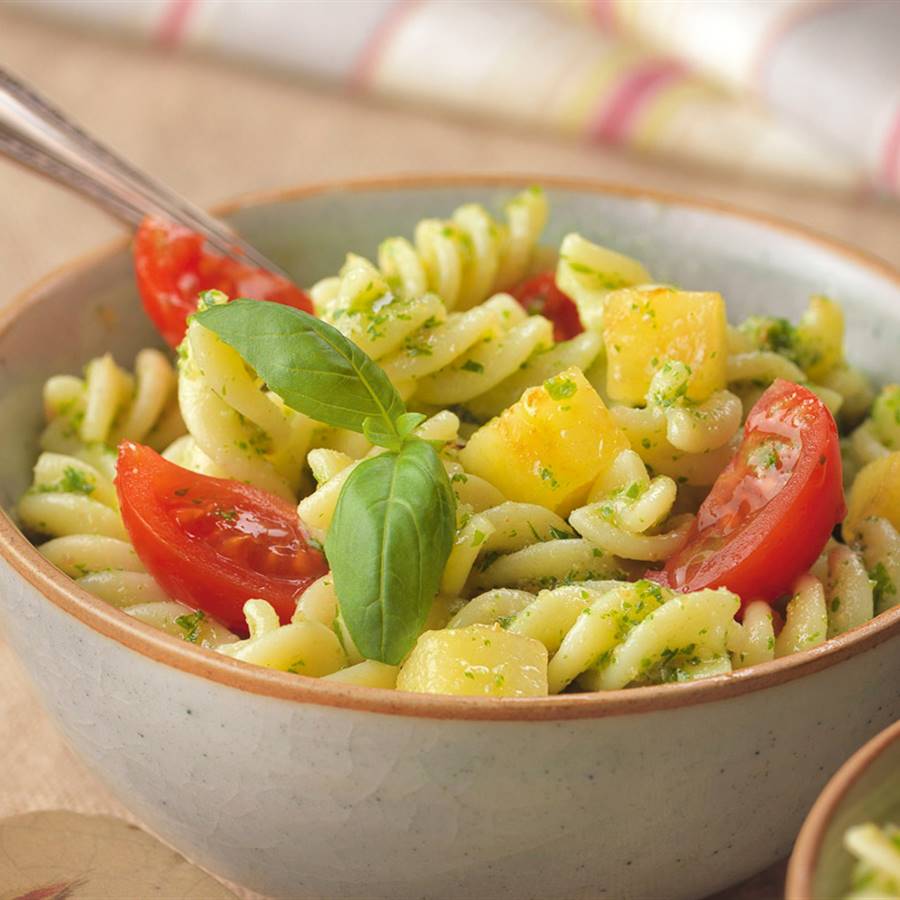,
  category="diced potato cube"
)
[397,624,548,697]
[604,286,728,405]
[844,451,900,541]
[459,367,630,513]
